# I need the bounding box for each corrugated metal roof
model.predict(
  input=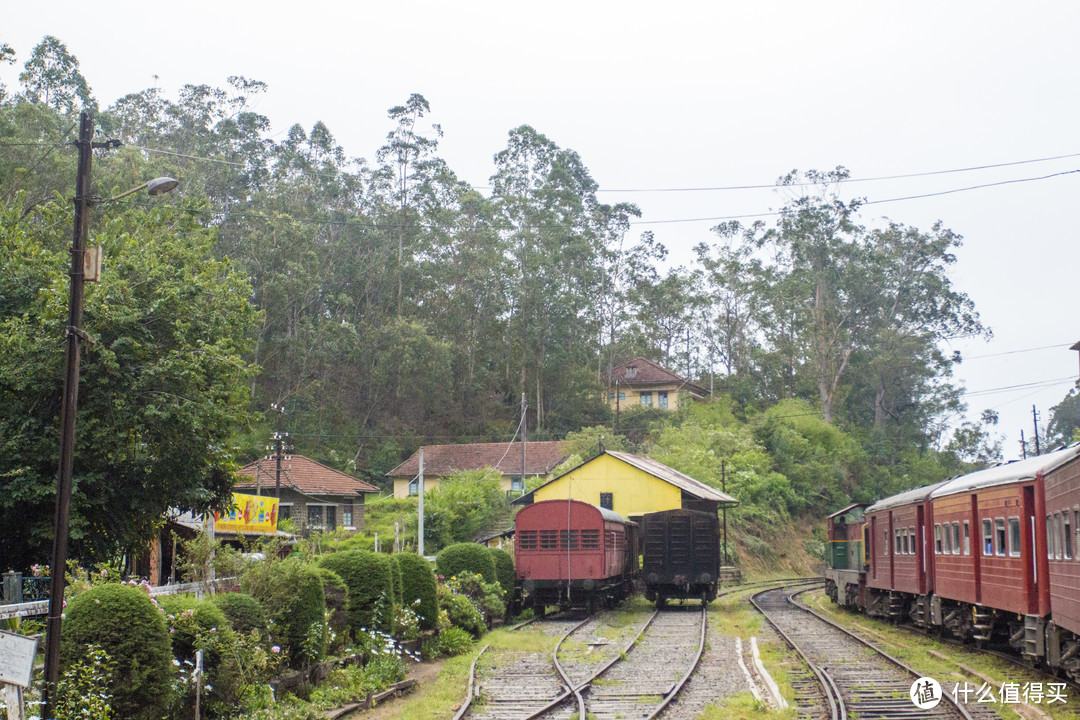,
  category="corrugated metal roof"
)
[929,443,1080,500]
[604,451,738,504]
[386,441,569,478]
[866,481,951,513]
